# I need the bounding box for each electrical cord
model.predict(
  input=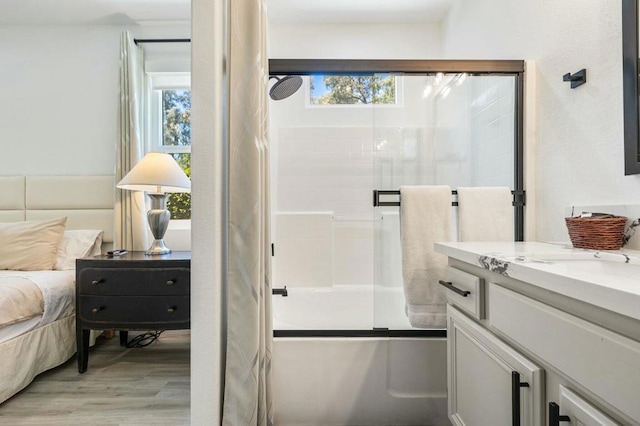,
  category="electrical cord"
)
[125,330,165,348]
